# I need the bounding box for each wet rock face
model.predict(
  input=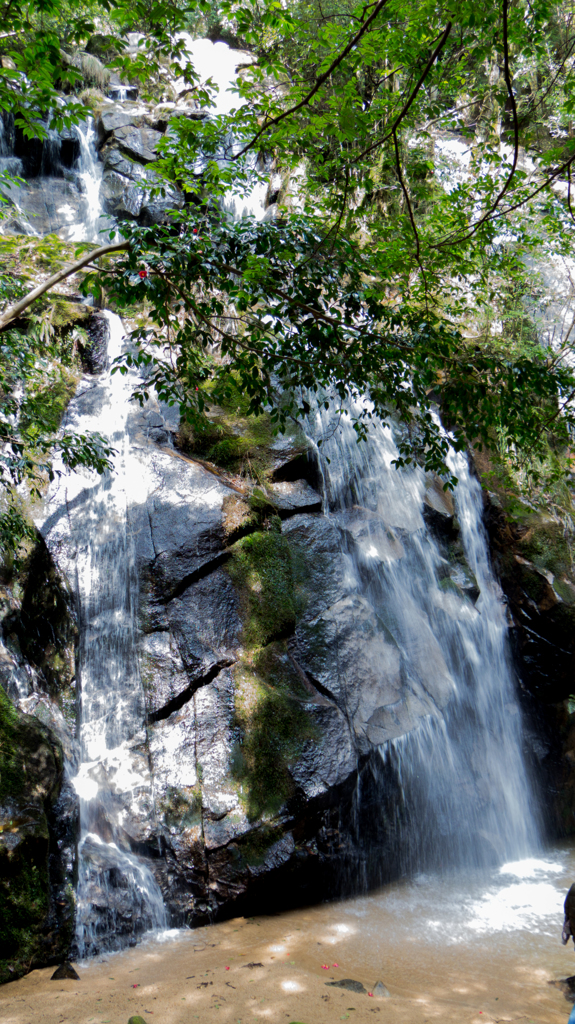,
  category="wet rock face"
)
[96,104,183,224]
[115,434,366,923]
[484,493,575,704]
[480,489,575,837]
[79,312,110,374]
